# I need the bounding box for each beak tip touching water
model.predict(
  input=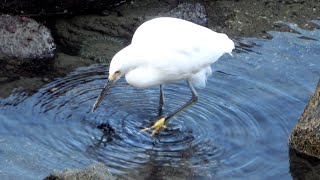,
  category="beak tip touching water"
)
[91,106,96,112]
[91,102,97,112]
